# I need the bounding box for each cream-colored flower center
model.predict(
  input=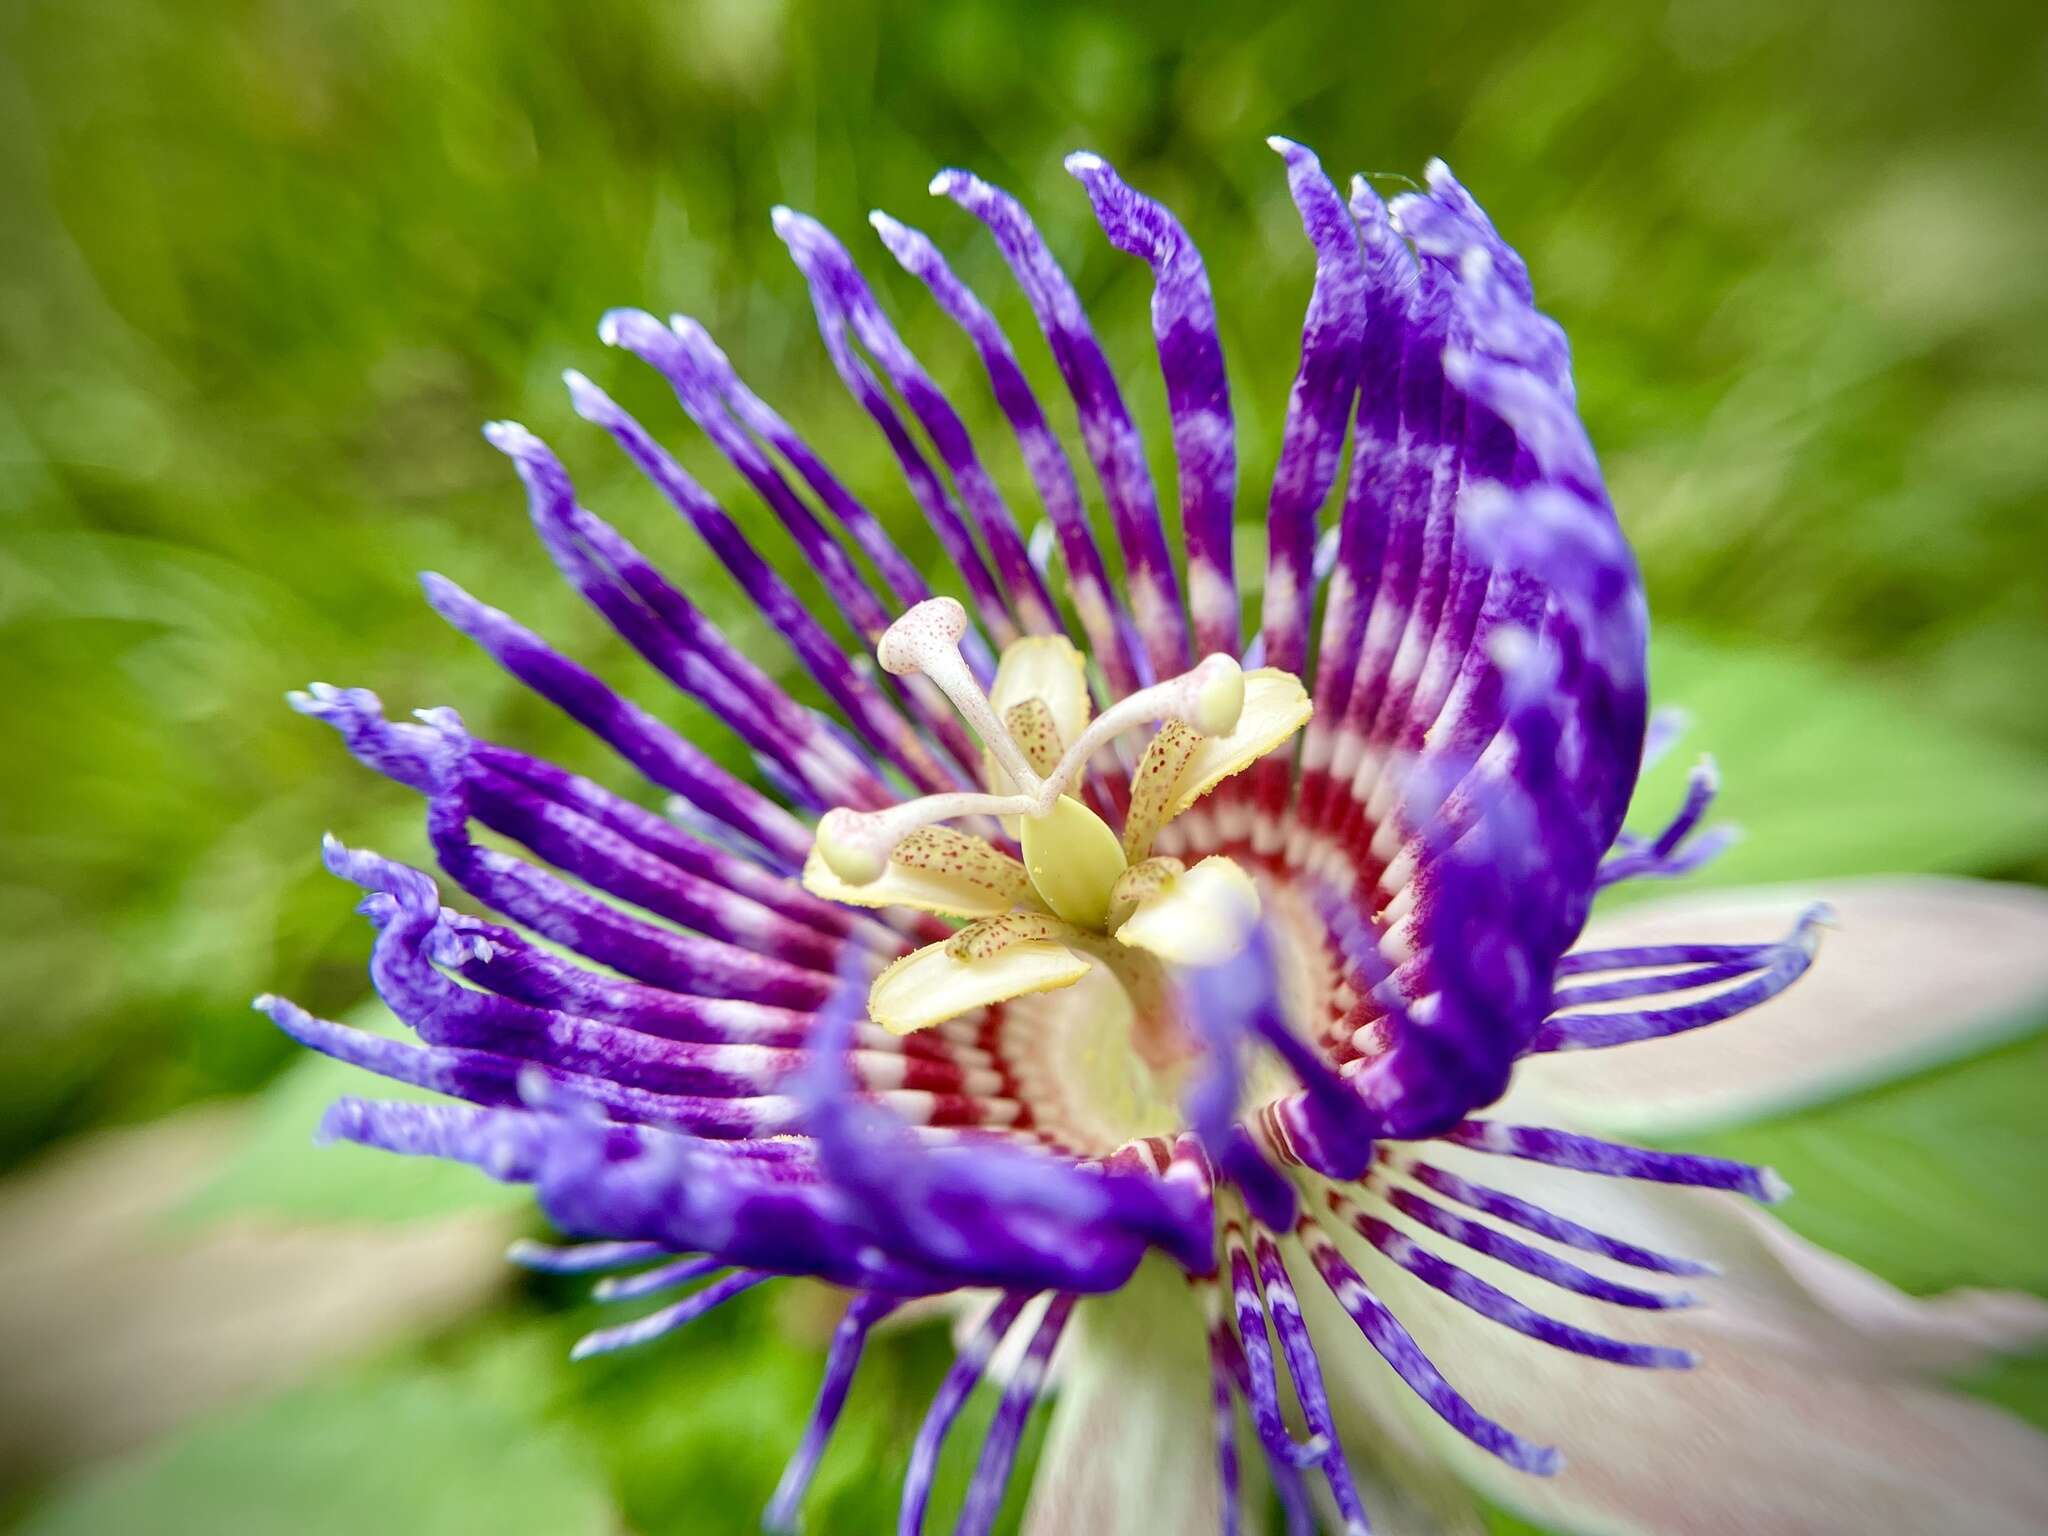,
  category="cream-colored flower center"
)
[802,600,1312,1040]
